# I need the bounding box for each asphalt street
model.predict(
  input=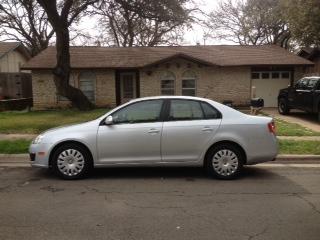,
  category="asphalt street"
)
[0,164,320,240]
